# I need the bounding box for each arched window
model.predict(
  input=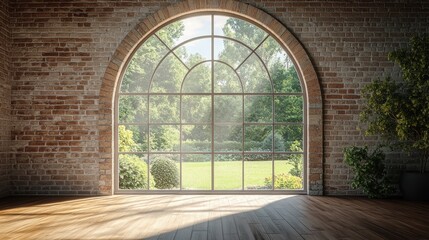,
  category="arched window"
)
[116,14,305,192]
